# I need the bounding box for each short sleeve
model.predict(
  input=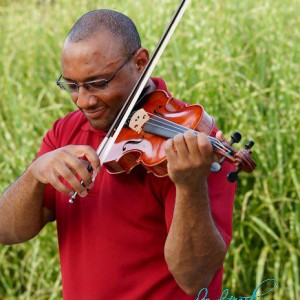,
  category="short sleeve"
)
[37,118,62,157]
